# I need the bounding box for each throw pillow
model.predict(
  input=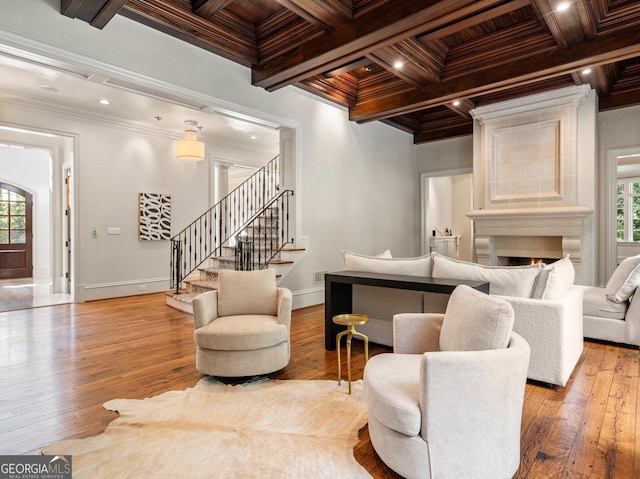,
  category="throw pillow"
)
[217,269,277,317]
[531,255,575,300]
[432,253,543,297]
[605,254,640,303]
[439,285,514,351]
[342,250,432,276]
